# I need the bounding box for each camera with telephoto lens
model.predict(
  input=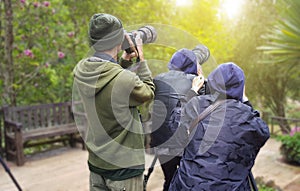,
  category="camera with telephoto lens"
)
[121,25,157,54]
[192,44,211,95]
